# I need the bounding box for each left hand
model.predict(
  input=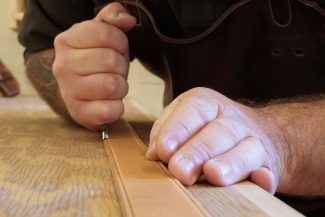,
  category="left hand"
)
[146,87,283,194]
